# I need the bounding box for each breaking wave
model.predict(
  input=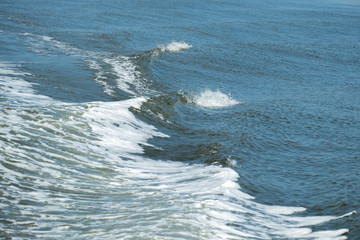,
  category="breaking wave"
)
[0,33,355,239]
[191,90,240,108]
[150,41,192,57]
[158,41,193,53]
